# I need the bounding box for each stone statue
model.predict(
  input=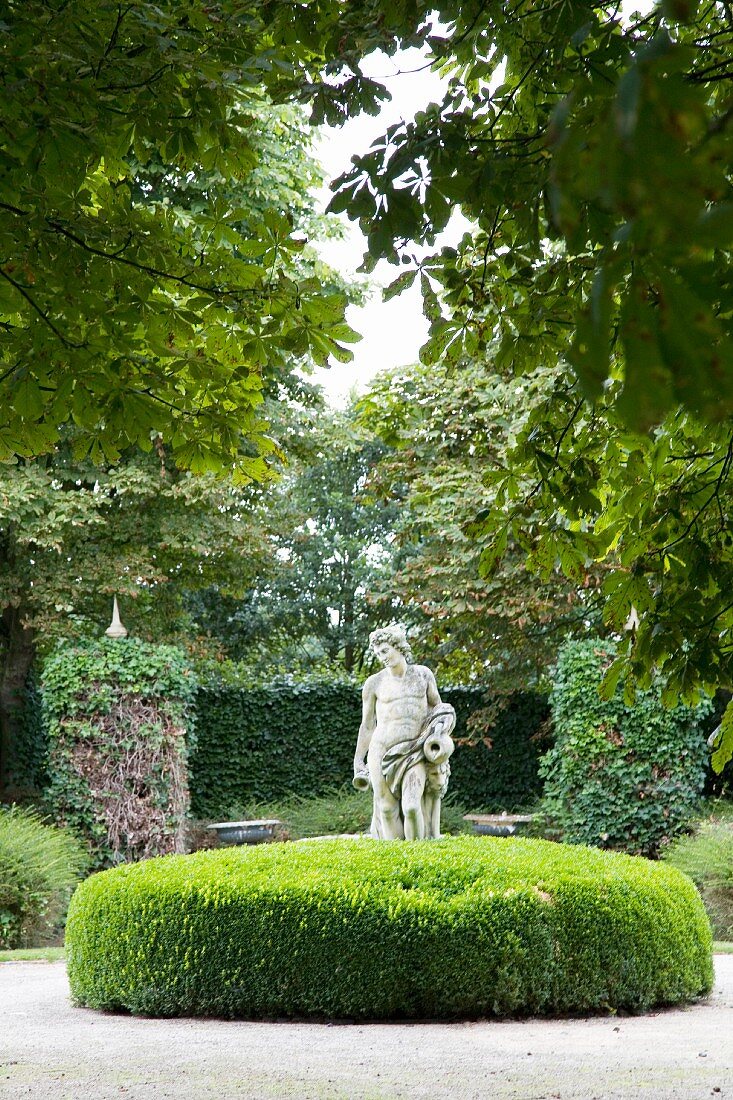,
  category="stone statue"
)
[353,625,456,840]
